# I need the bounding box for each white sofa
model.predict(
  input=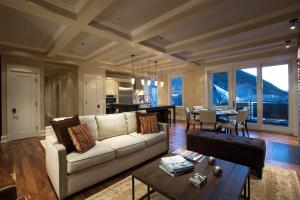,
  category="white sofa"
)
[45,112,169,199]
